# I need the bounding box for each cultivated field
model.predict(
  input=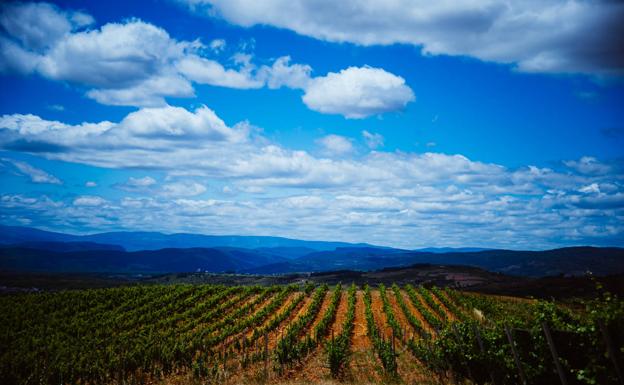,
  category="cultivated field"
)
[1,282,622,384]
